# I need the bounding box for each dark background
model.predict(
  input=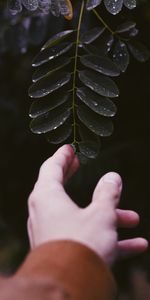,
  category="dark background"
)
[0,1,150,297]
